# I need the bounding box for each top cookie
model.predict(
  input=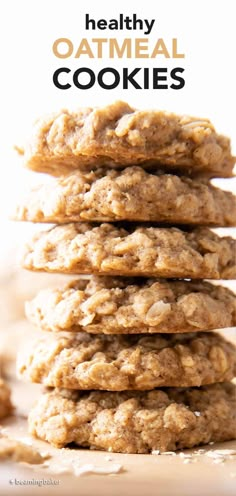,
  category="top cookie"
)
[22,101,235,177]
